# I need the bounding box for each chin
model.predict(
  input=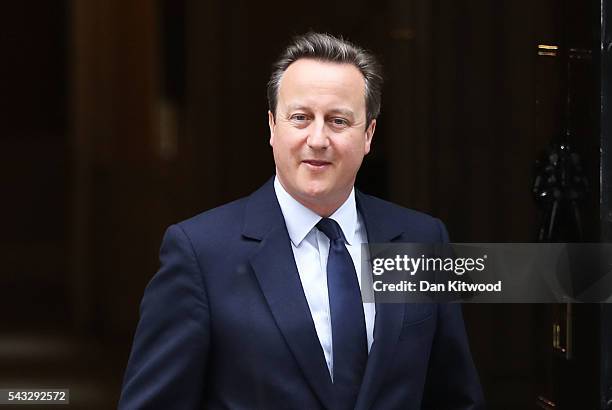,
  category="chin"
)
[299,188,329,202]
[299,179,331,198]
